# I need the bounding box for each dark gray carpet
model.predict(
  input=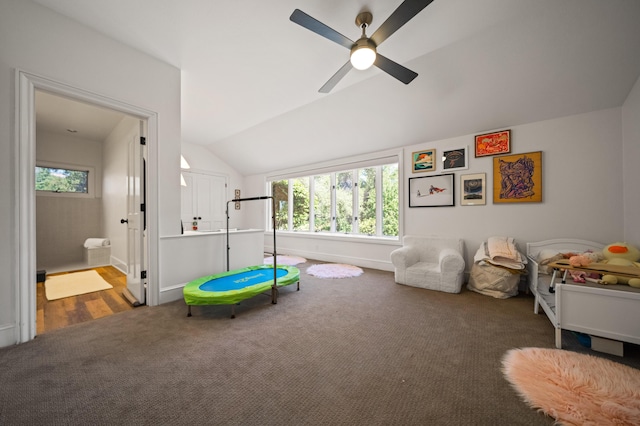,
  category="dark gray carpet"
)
[1,263,638,425]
